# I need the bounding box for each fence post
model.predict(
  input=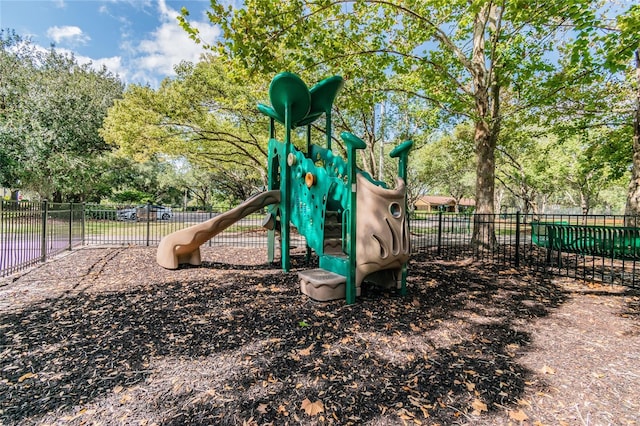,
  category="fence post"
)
[146,201,151,246]
[515,211,521,267]
[81,203,86,246]
[41,200,48,262]
[209,206,213,247]
[68,202,73,251]
[437,210,443,255]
